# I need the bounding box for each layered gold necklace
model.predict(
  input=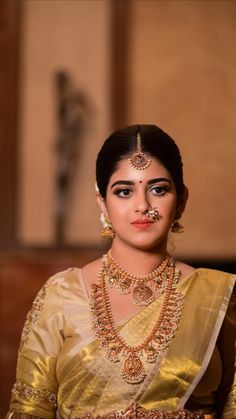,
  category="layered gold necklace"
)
[90,253,184,384]
[104,251,173,306]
